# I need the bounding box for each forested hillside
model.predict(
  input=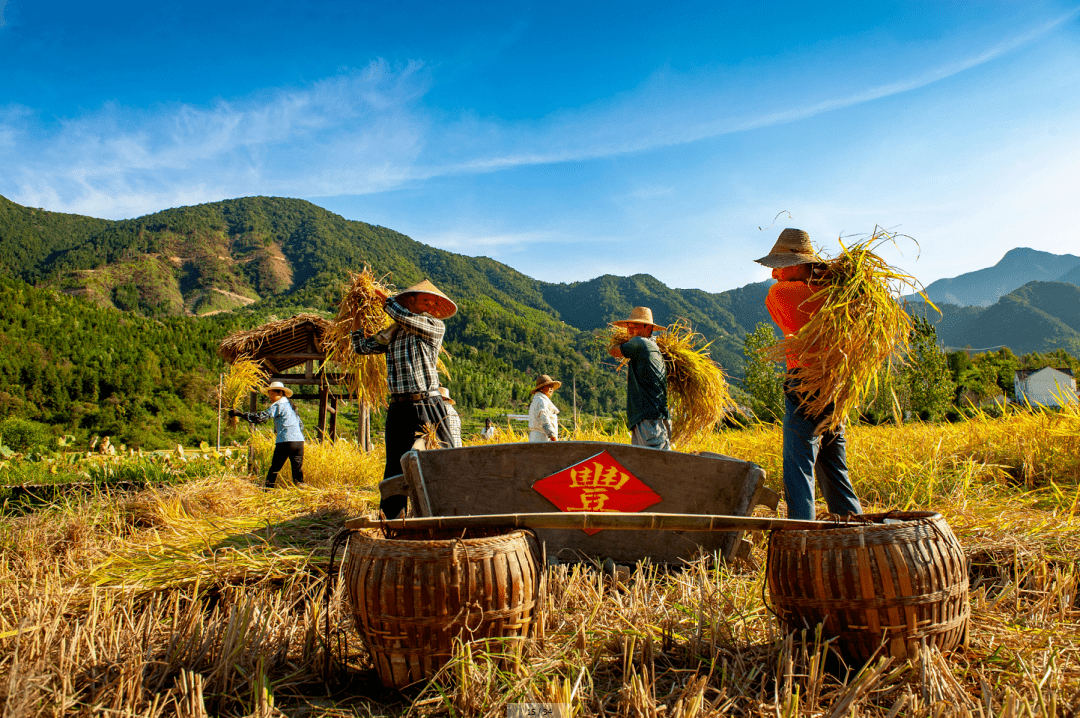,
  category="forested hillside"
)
[911,280,1080,354]
[6,193,1080,448]
[0,194,767,418]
